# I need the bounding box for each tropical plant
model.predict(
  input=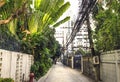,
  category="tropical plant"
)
[28,28,61,79]
[0,0,70,79]
[27,0,70,35]
[93,0,120,52]
[0,78,14,82]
